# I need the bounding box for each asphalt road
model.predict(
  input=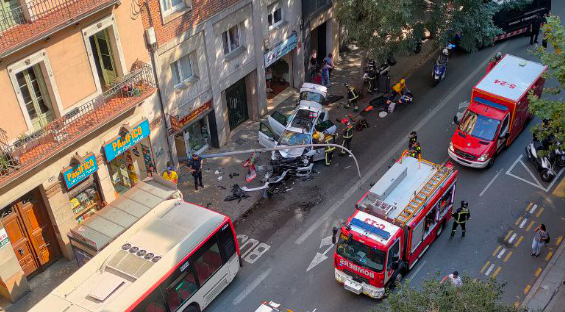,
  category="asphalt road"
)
[206,3,565,311]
